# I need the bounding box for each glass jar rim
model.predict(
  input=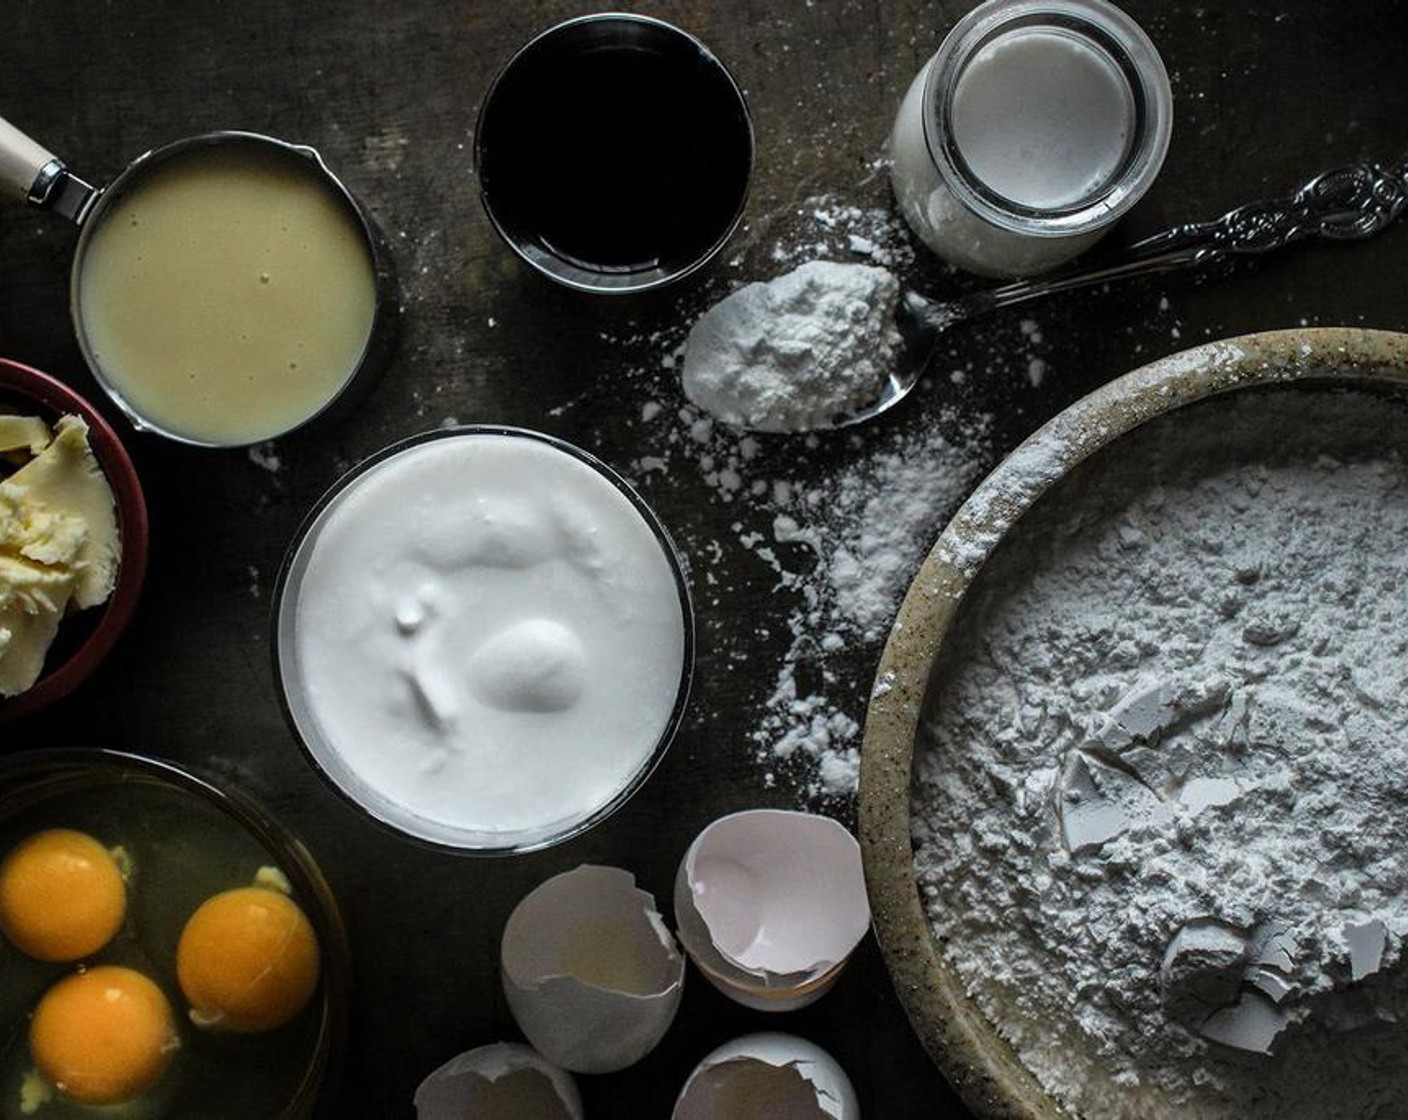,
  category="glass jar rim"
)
[922,0,1173,238]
